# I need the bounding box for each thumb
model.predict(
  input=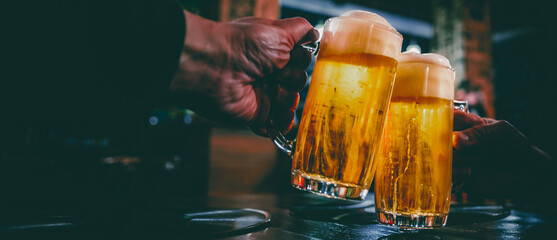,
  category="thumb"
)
[453,120,529,151]
[275,17,319,45]
[453,110,497,131]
